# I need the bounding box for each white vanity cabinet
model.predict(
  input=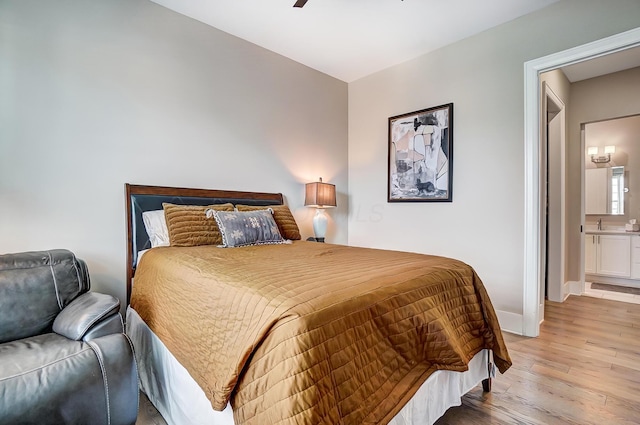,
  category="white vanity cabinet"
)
[598,234,631,277]
[585,233,631,278]
[632,234,640,279]
[585,234,597,274]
